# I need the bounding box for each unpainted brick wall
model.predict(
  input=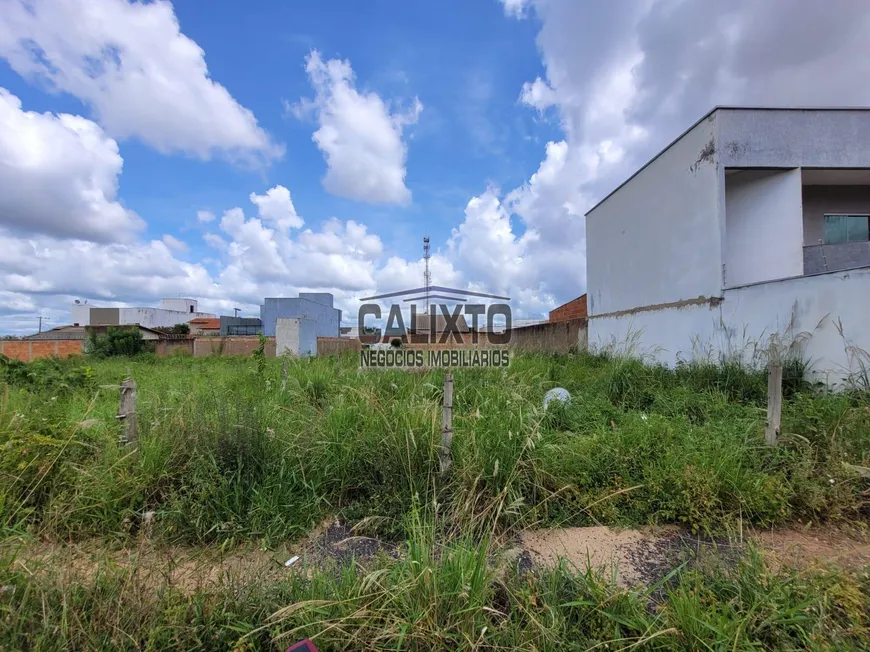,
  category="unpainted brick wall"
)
[0,339,84,362]
[508,318,588,353]
[549,295,588,323]
[0,341,30,361]
[317,337,362,356]
[193,337,276,357]
[364,332,484,347]
[56,340,85,358]
[30,342,56,359]
[155,339,195,356]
